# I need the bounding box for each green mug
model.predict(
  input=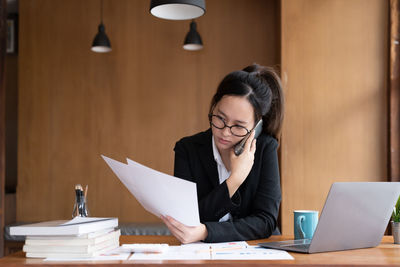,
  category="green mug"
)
[294,210,318,240]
